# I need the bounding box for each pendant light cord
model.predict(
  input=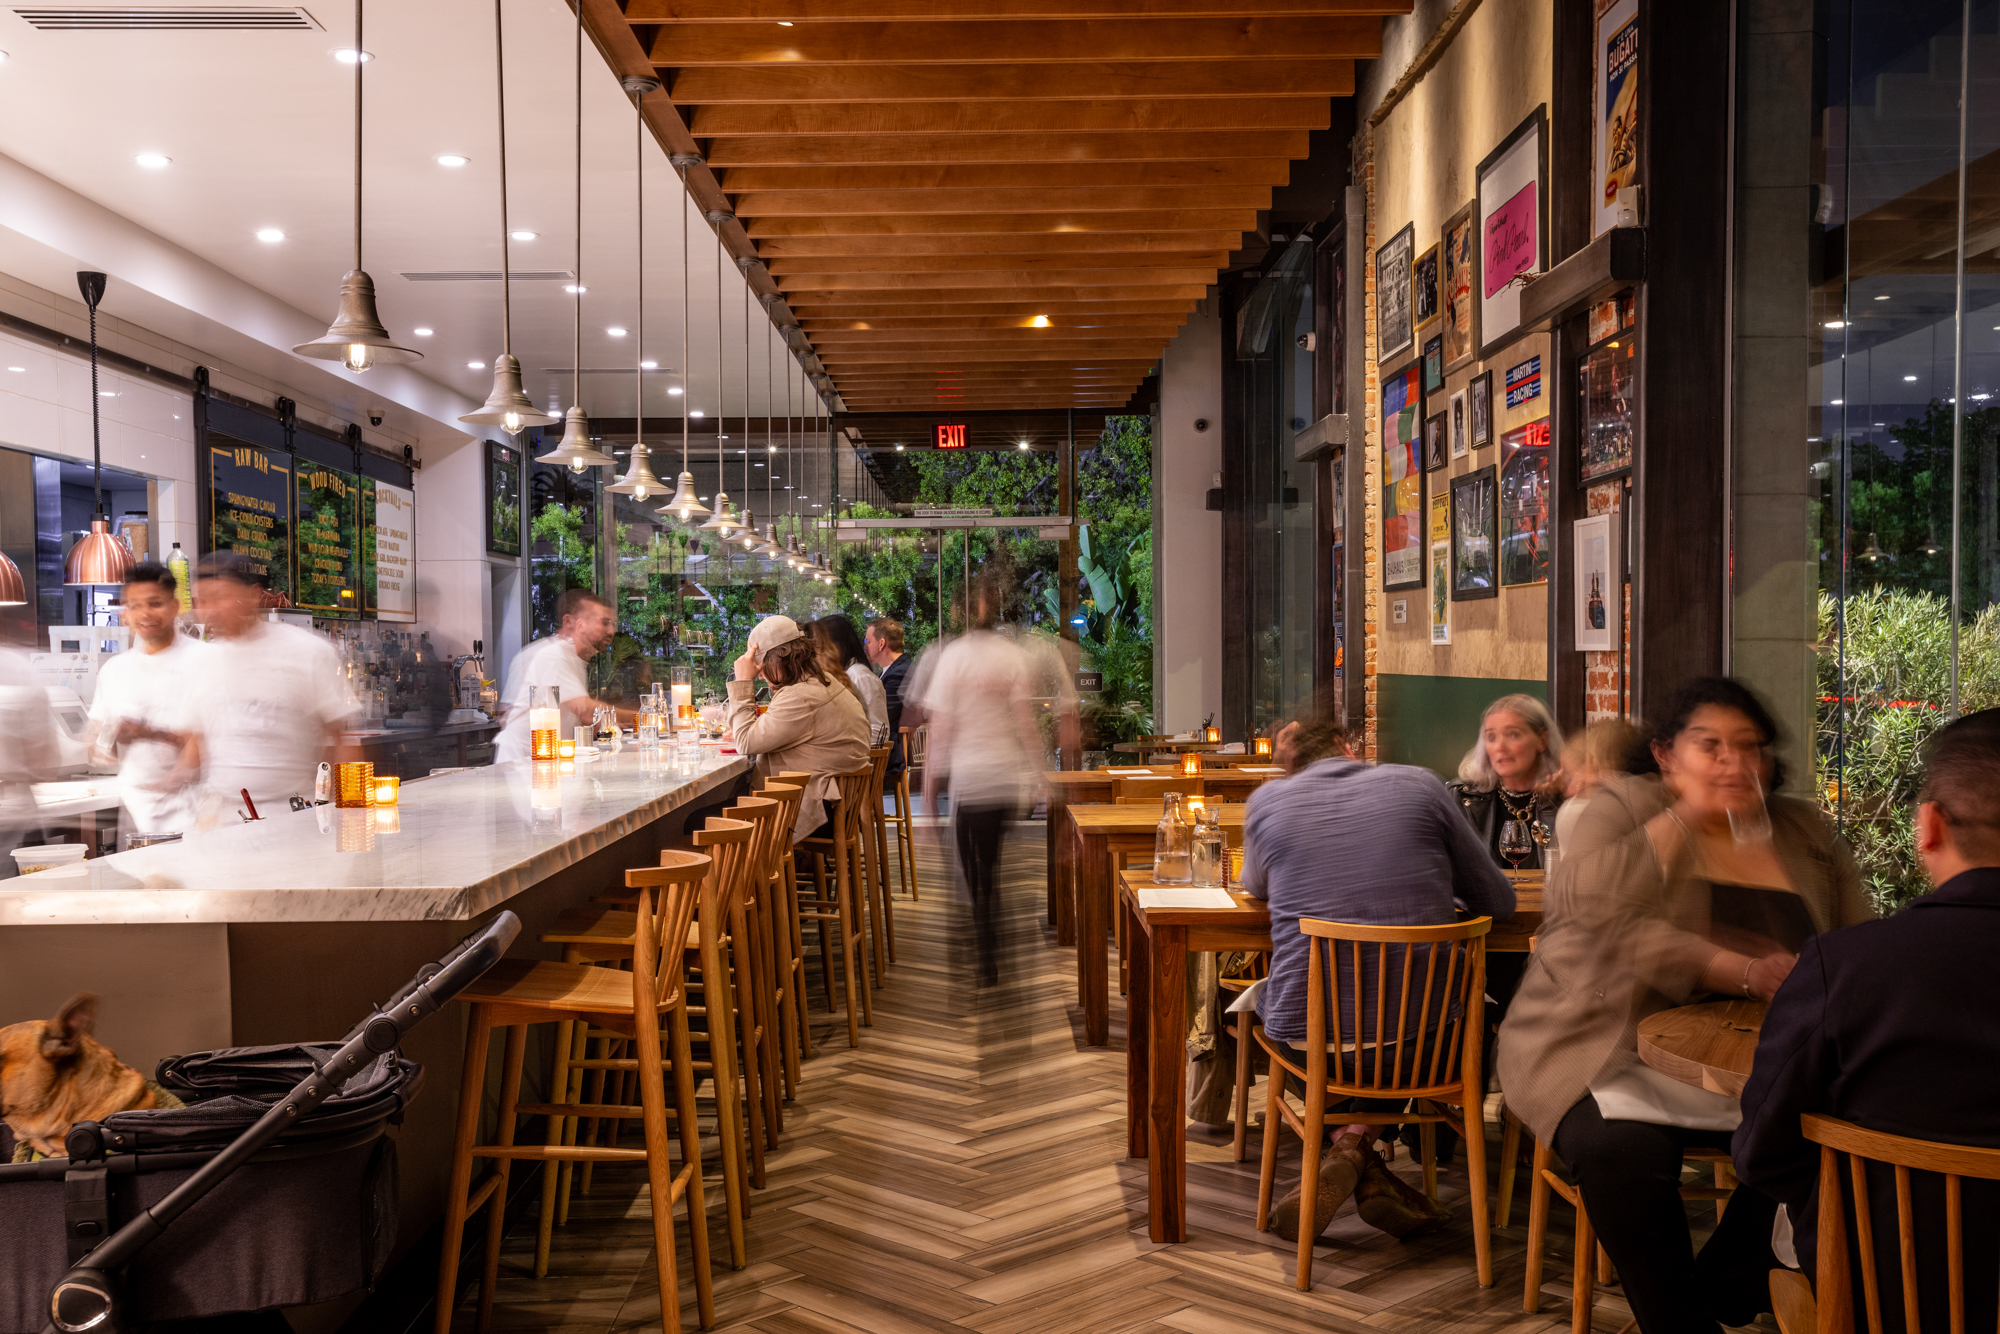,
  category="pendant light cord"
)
[634,92,644,460]
[493,0,511,356]
[765,320,774,530]
[743,280,751,502]
[679,162,691,478]
[353,0,363,274]
[572,0,581,412]
[89,297,102,516]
